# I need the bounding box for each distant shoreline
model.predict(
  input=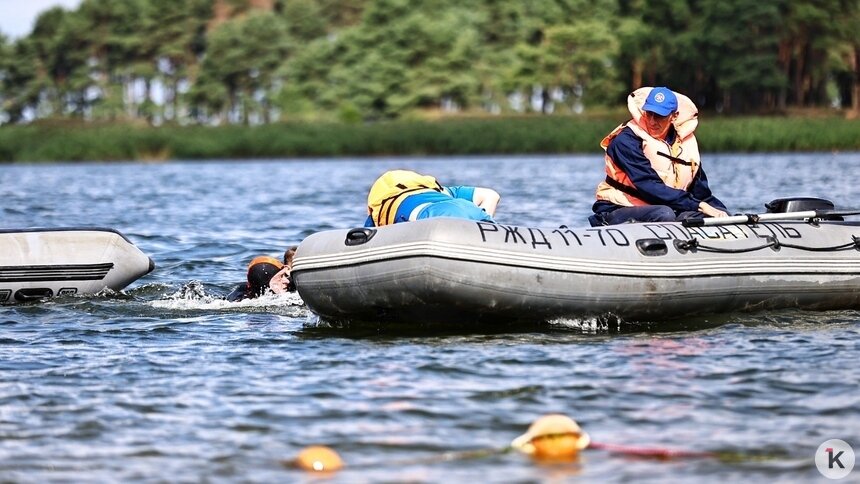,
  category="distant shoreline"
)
[2,115,859,163]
